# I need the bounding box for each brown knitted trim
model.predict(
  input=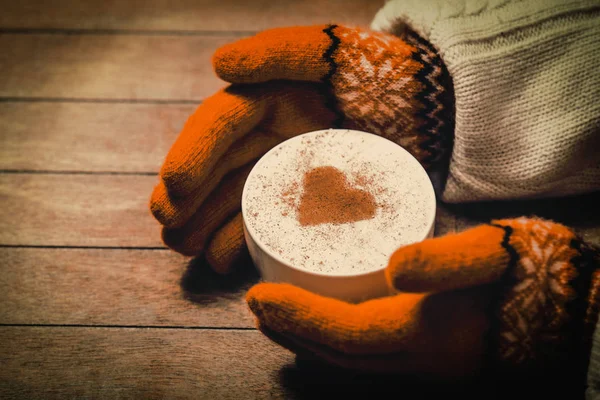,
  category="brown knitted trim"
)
[402,28,455,167]
[321,24,345,129]
[485,223,520,377]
